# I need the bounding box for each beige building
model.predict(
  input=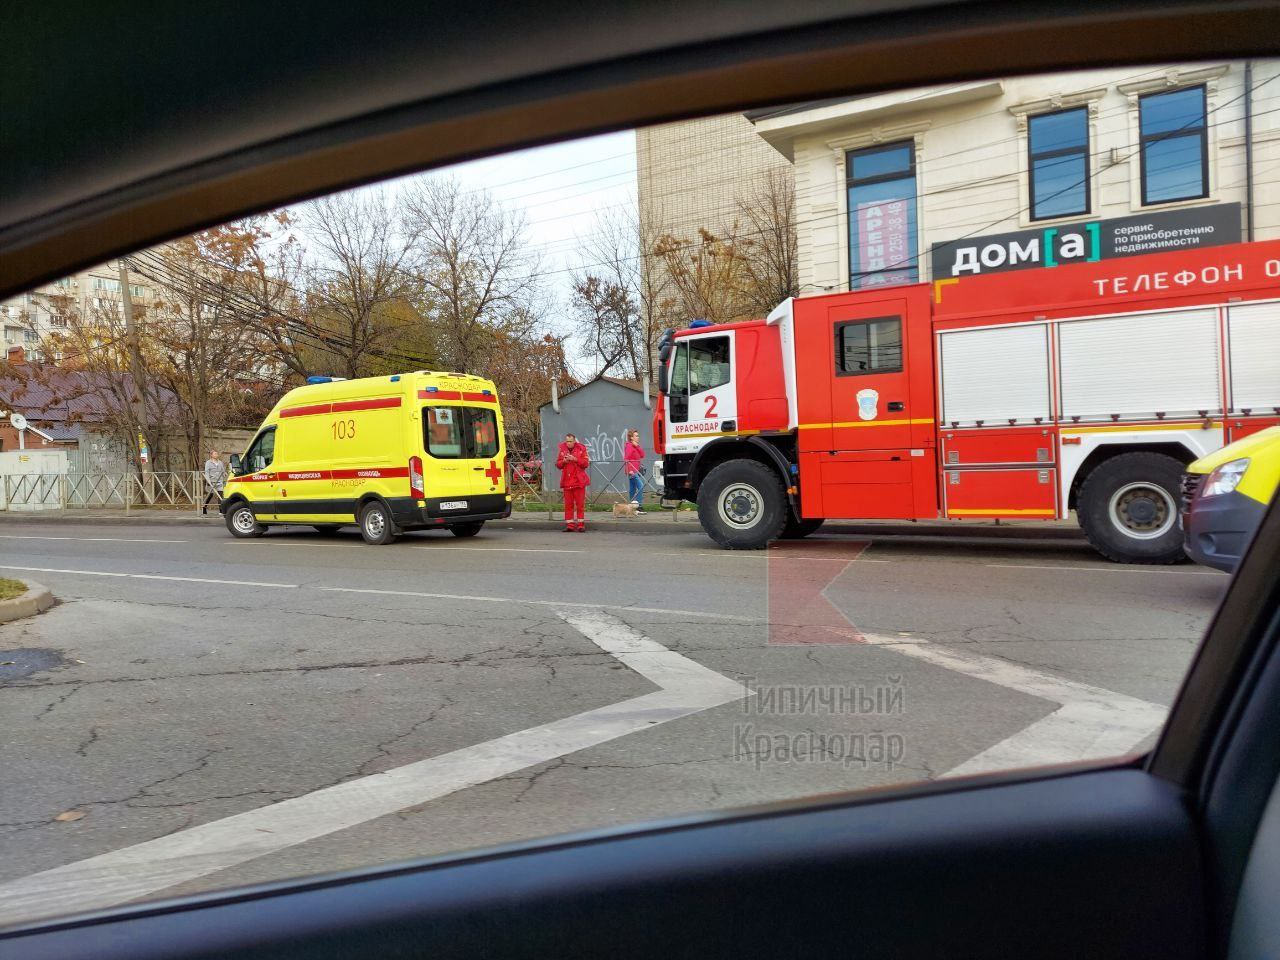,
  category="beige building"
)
[636,113,793,242]
[638,61,1280,299]
[1,263,154,361]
